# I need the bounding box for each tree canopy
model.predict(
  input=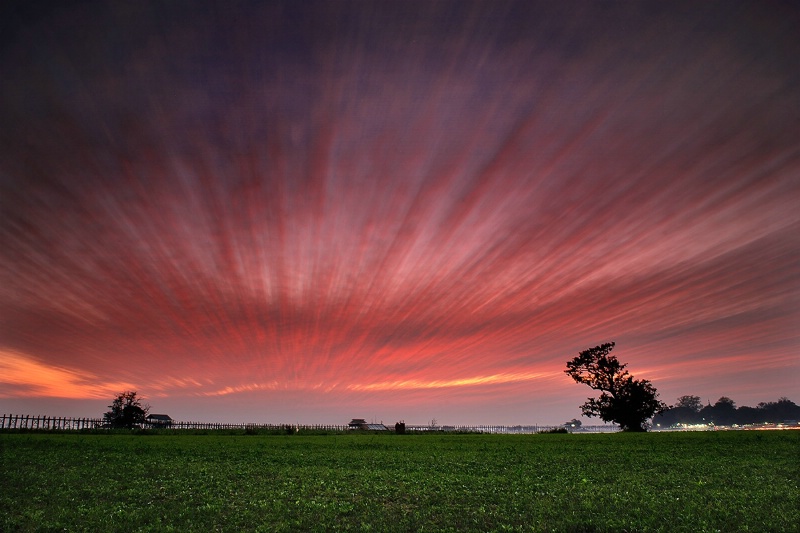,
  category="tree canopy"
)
[103,391,149,429]
[655,396,800,427]
[565,342,666,432]
[675,395,702,412]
